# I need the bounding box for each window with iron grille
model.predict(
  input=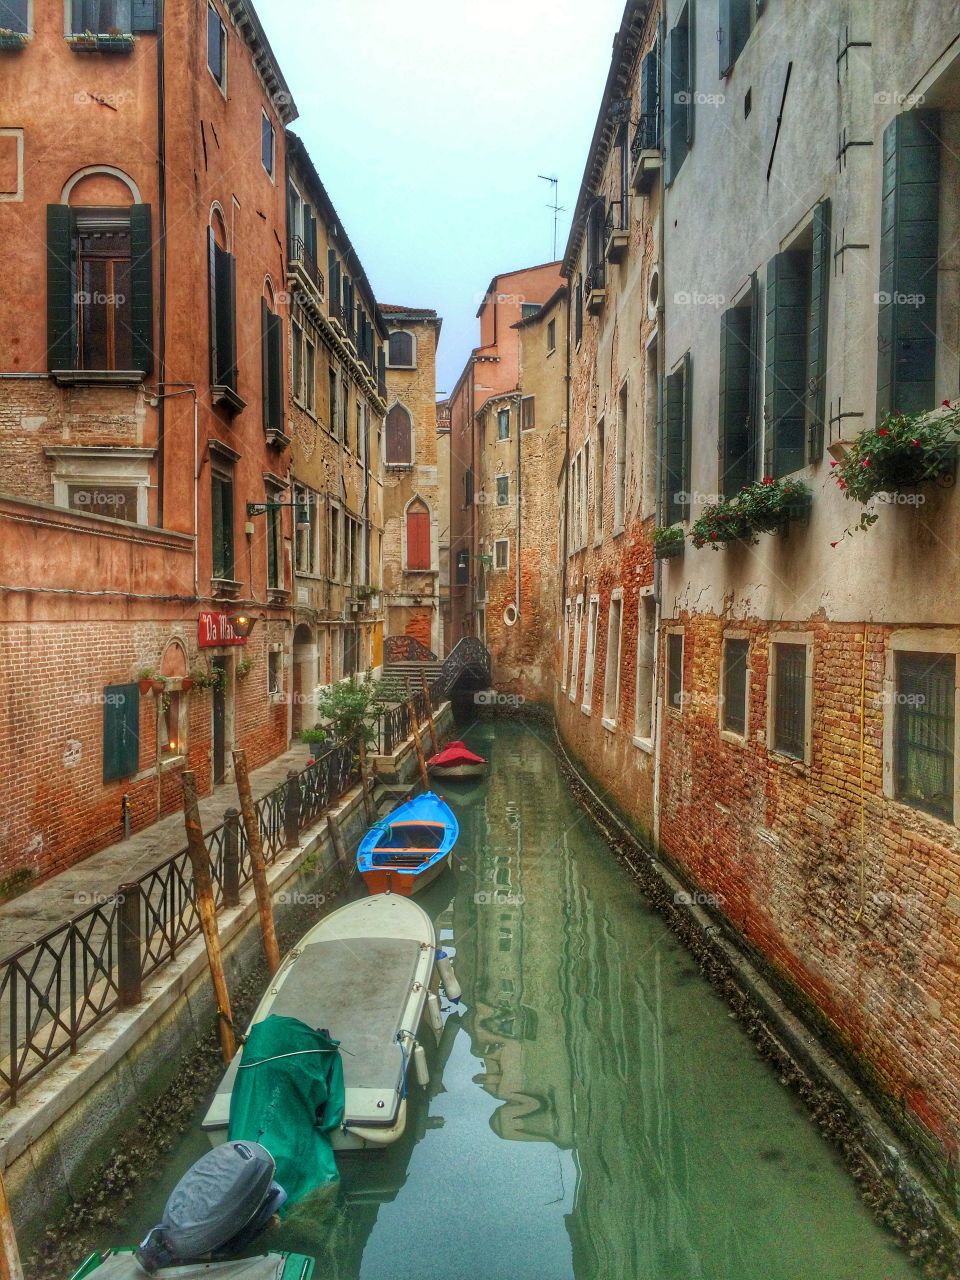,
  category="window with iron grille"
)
[772,642,807,758]
[667,632,683,710]
[496,475,509,505]
[211,468,234,580]
[895,651,956,821]
[71,0,132,33]
[497,408,510,440]
[722,637,749,736]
